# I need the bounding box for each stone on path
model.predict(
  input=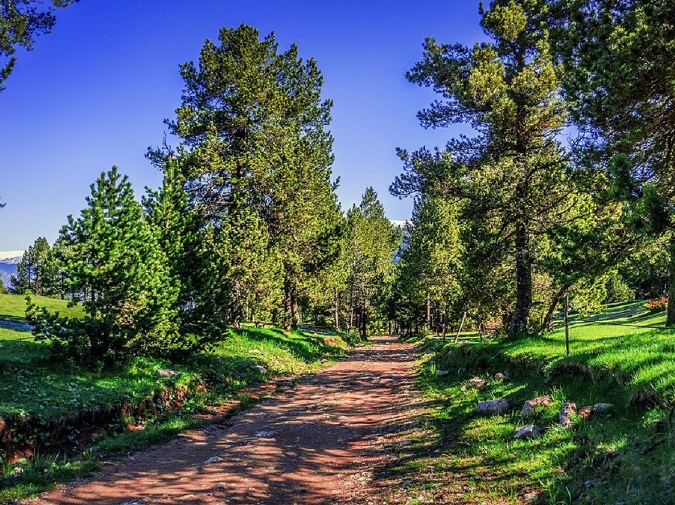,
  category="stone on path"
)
[578,406,593,420]
[475,399,509,416]
[156,368,180,378]
[468,376,487,388]
[521,395,553,419]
